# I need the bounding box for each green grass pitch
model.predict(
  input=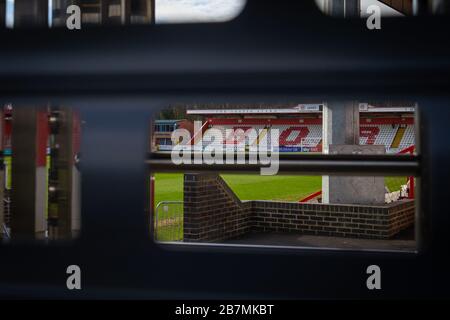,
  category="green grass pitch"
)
[154,173,406,205]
